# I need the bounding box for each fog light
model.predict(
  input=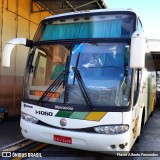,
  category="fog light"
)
[119,144,125,149]
[21,112,38,124]
[111,145,116,149]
